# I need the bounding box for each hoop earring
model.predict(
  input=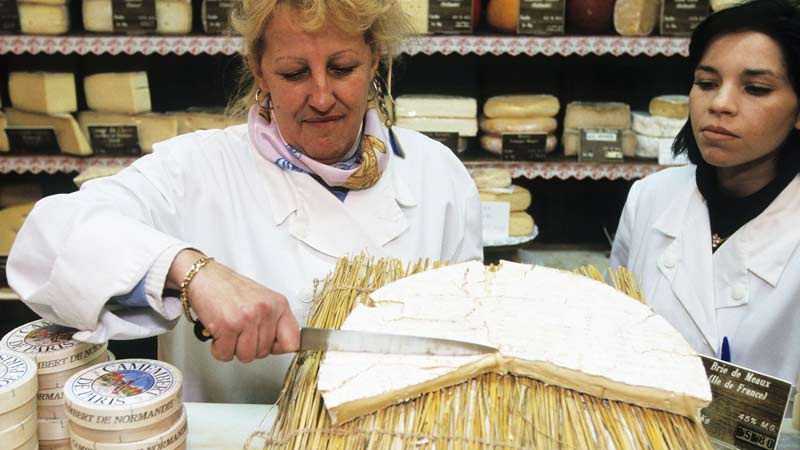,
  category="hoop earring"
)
[255,88,272,124]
